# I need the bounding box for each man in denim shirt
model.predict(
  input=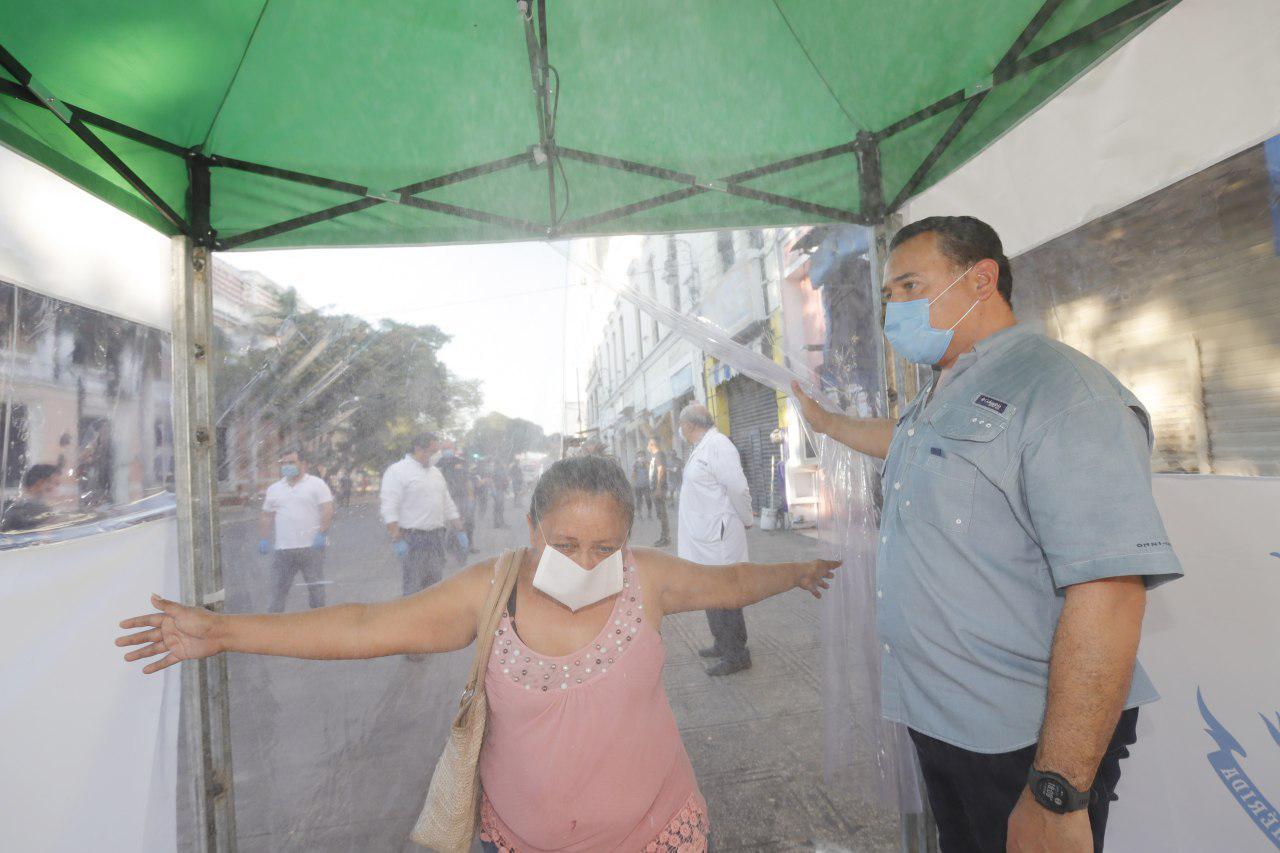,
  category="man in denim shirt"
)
[793,216,1182,853]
